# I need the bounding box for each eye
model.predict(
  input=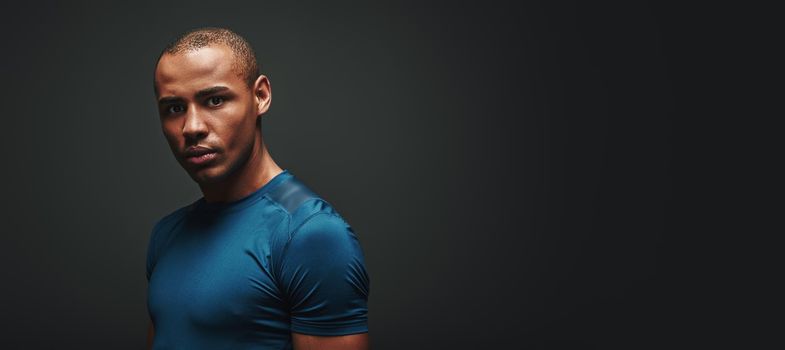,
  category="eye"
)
[167,105,185,114]
[207,96,224,107]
